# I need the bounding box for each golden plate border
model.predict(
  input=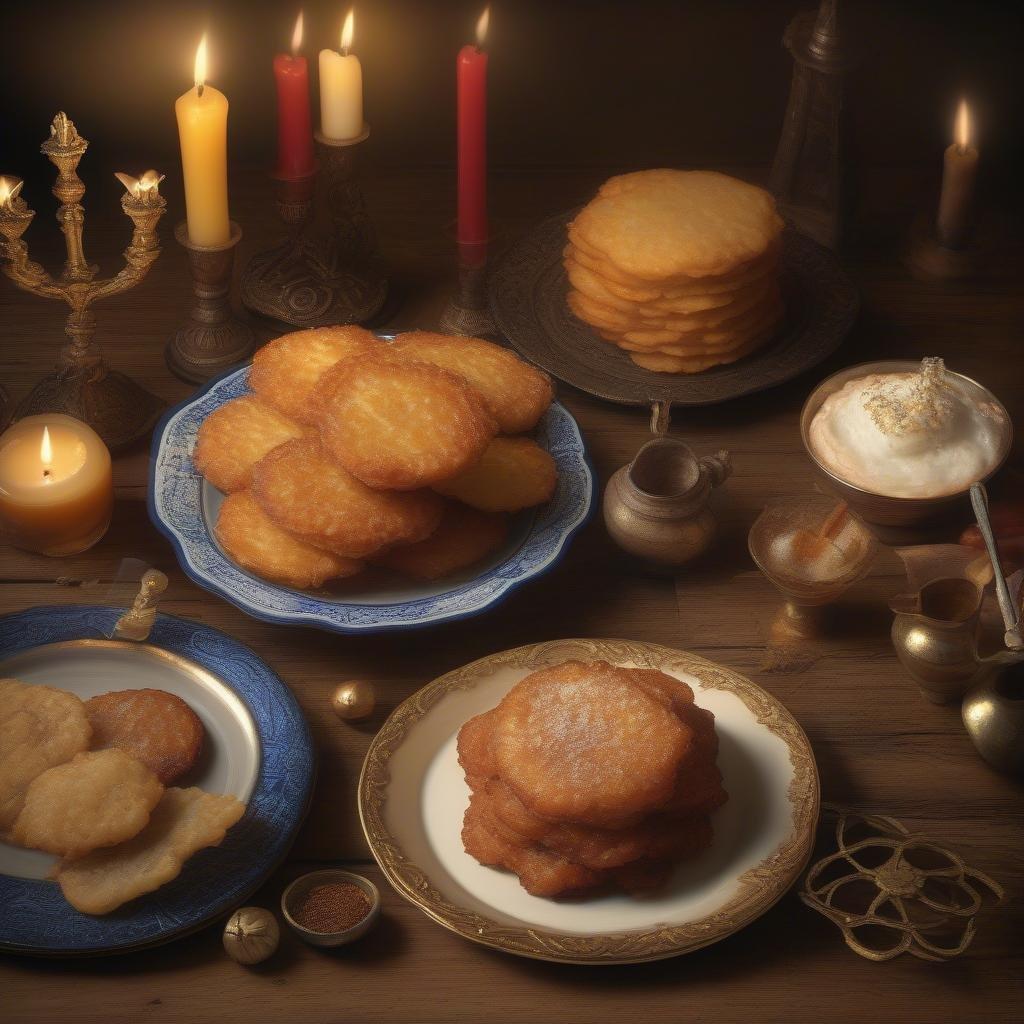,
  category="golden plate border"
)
[358,638,821,965]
